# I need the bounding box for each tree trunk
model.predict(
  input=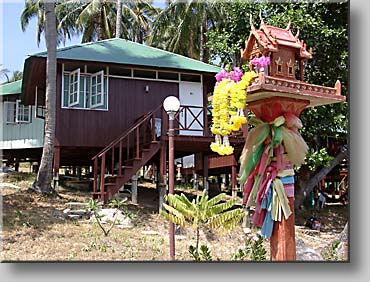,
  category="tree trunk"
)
[97,11,104,41]
[200,13,208,63]
[115,0,122,38]
[32,1,57,195]
[188,31,194,59]
[294,165,312,210]
[295,149,348,209]
[137,27,143,44]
